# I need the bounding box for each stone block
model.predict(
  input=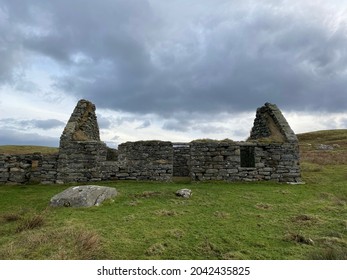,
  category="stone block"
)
[50,185,117,207]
